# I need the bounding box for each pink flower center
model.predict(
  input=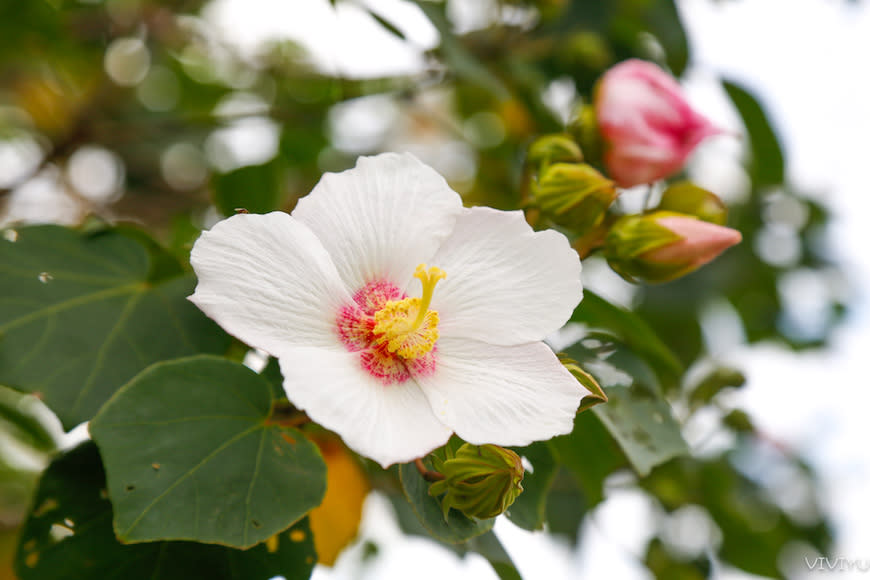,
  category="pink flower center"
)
[336,266,444,385]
